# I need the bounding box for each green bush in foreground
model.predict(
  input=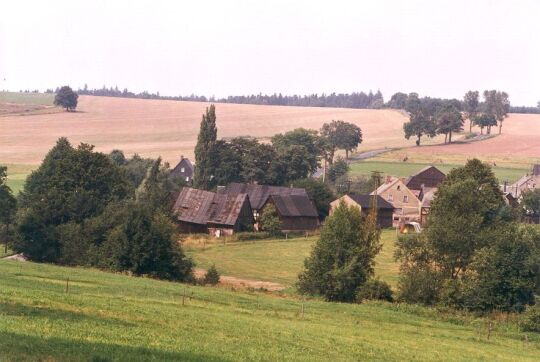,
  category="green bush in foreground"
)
[298,200,381,302]
[204,264,220,285]
[356,279,393,303]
